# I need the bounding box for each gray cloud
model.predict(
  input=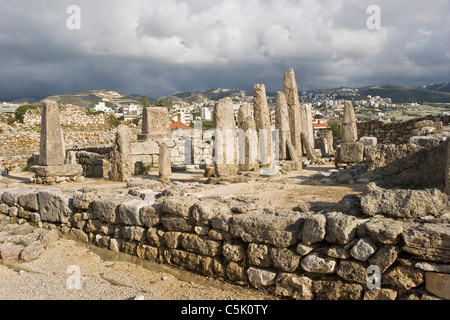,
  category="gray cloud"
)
[0,0,449,100]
